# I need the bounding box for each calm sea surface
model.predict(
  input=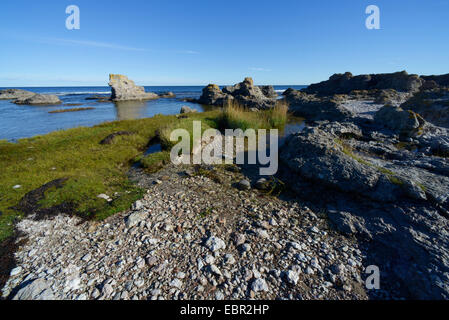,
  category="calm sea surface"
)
[0,86,306,141]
